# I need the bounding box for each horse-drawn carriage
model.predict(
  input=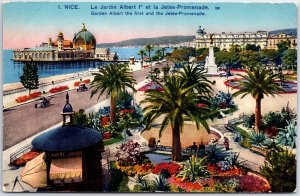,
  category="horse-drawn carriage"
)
[34,97,50,108]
